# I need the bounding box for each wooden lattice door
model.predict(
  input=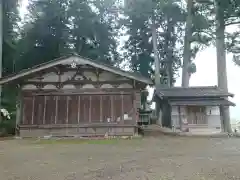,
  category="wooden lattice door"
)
[187,106,207,124]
